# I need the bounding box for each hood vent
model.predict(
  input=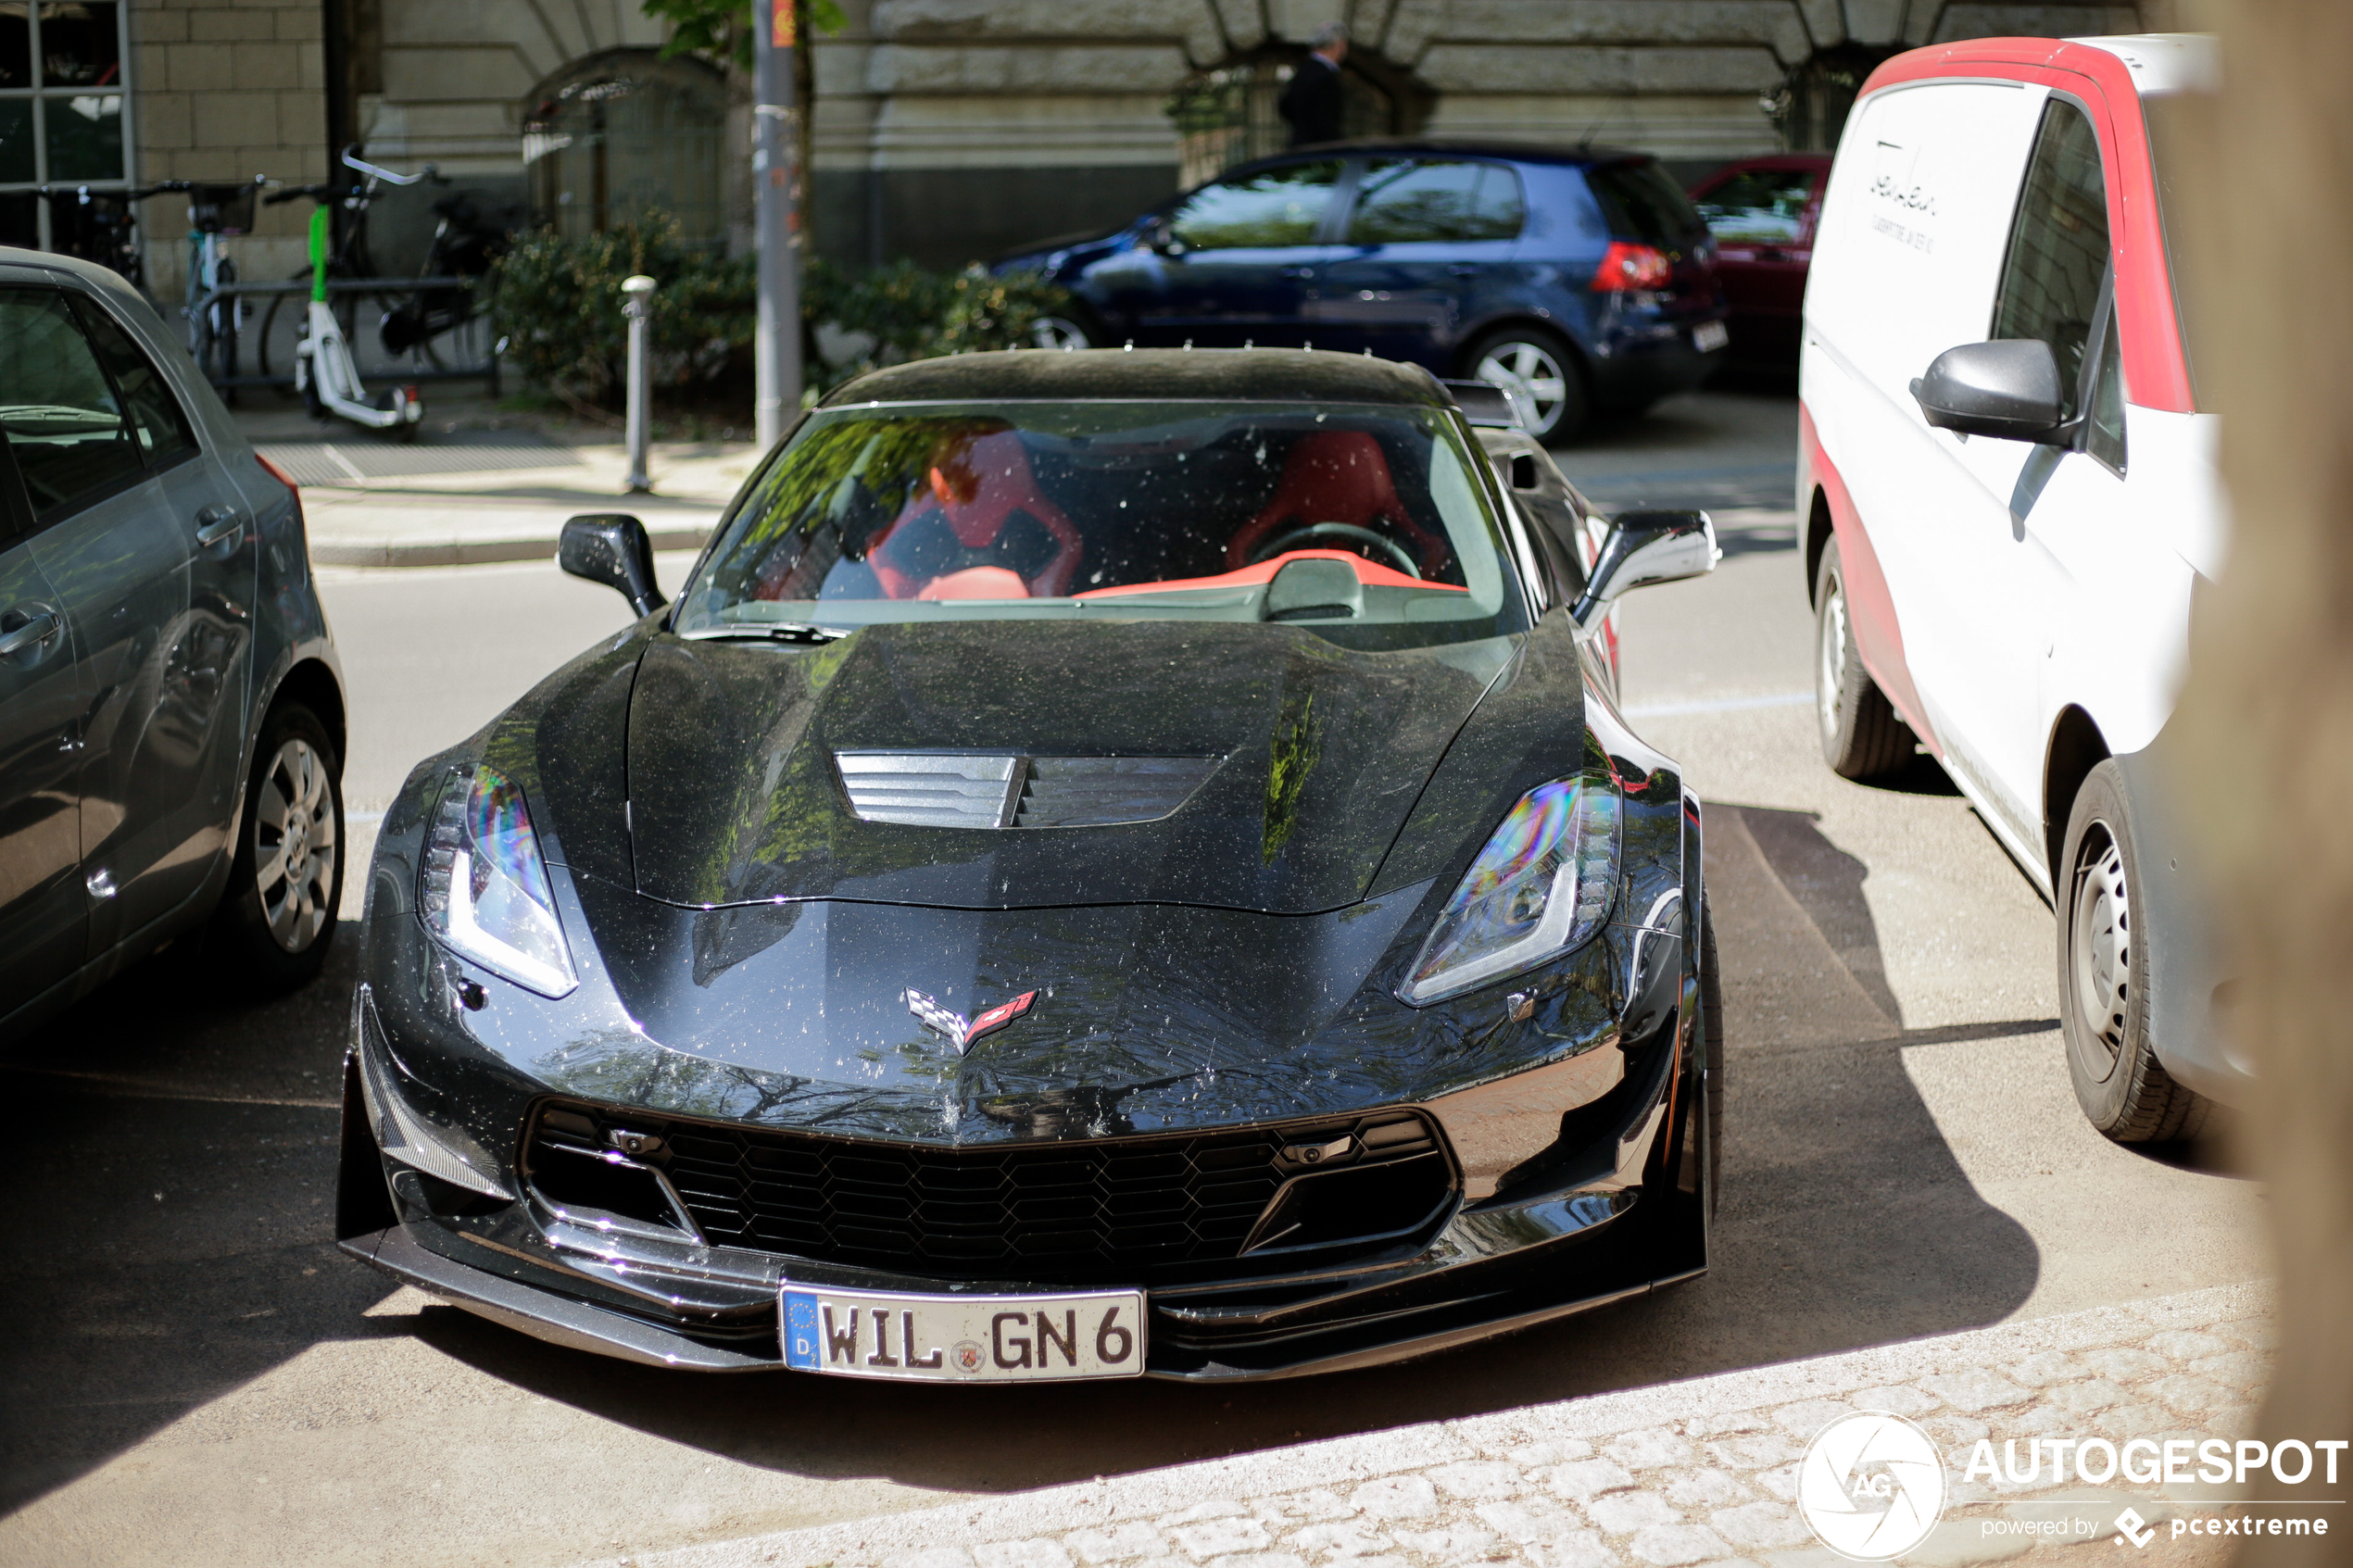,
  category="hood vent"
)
[837,752,1219,829]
